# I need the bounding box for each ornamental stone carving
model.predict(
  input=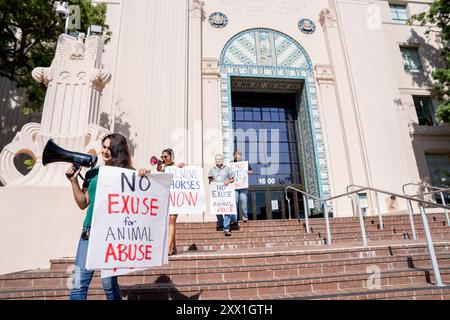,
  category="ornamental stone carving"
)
[314,64,335,83]
[0,33,111,186]
[189,0,204,18]
[319,8,338,29]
